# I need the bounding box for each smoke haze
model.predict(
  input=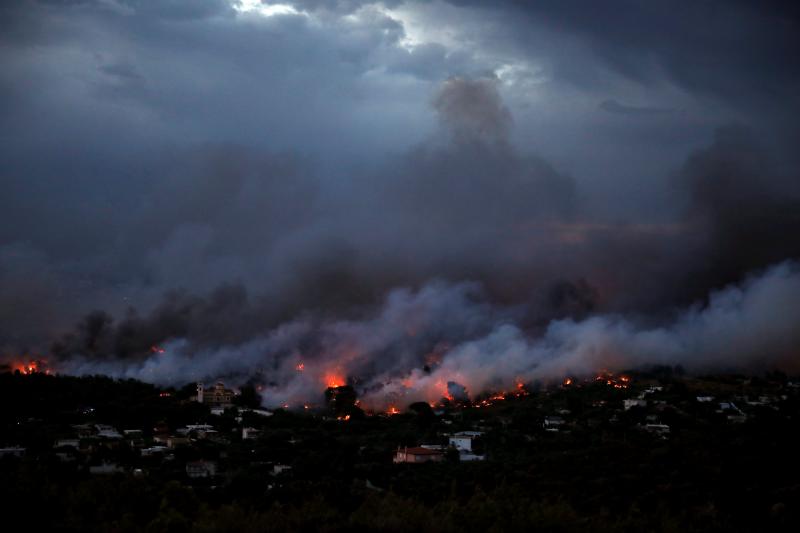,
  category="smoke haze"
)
[1,1,798,407]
